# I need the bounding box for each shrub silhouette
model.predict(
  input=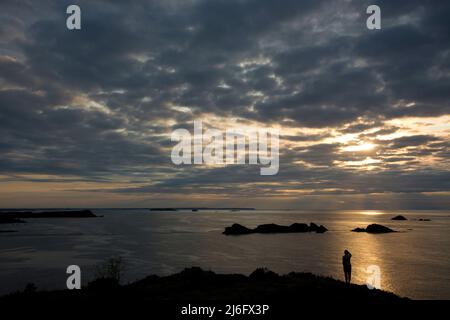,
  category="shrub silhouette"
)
[89,256,126,289]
